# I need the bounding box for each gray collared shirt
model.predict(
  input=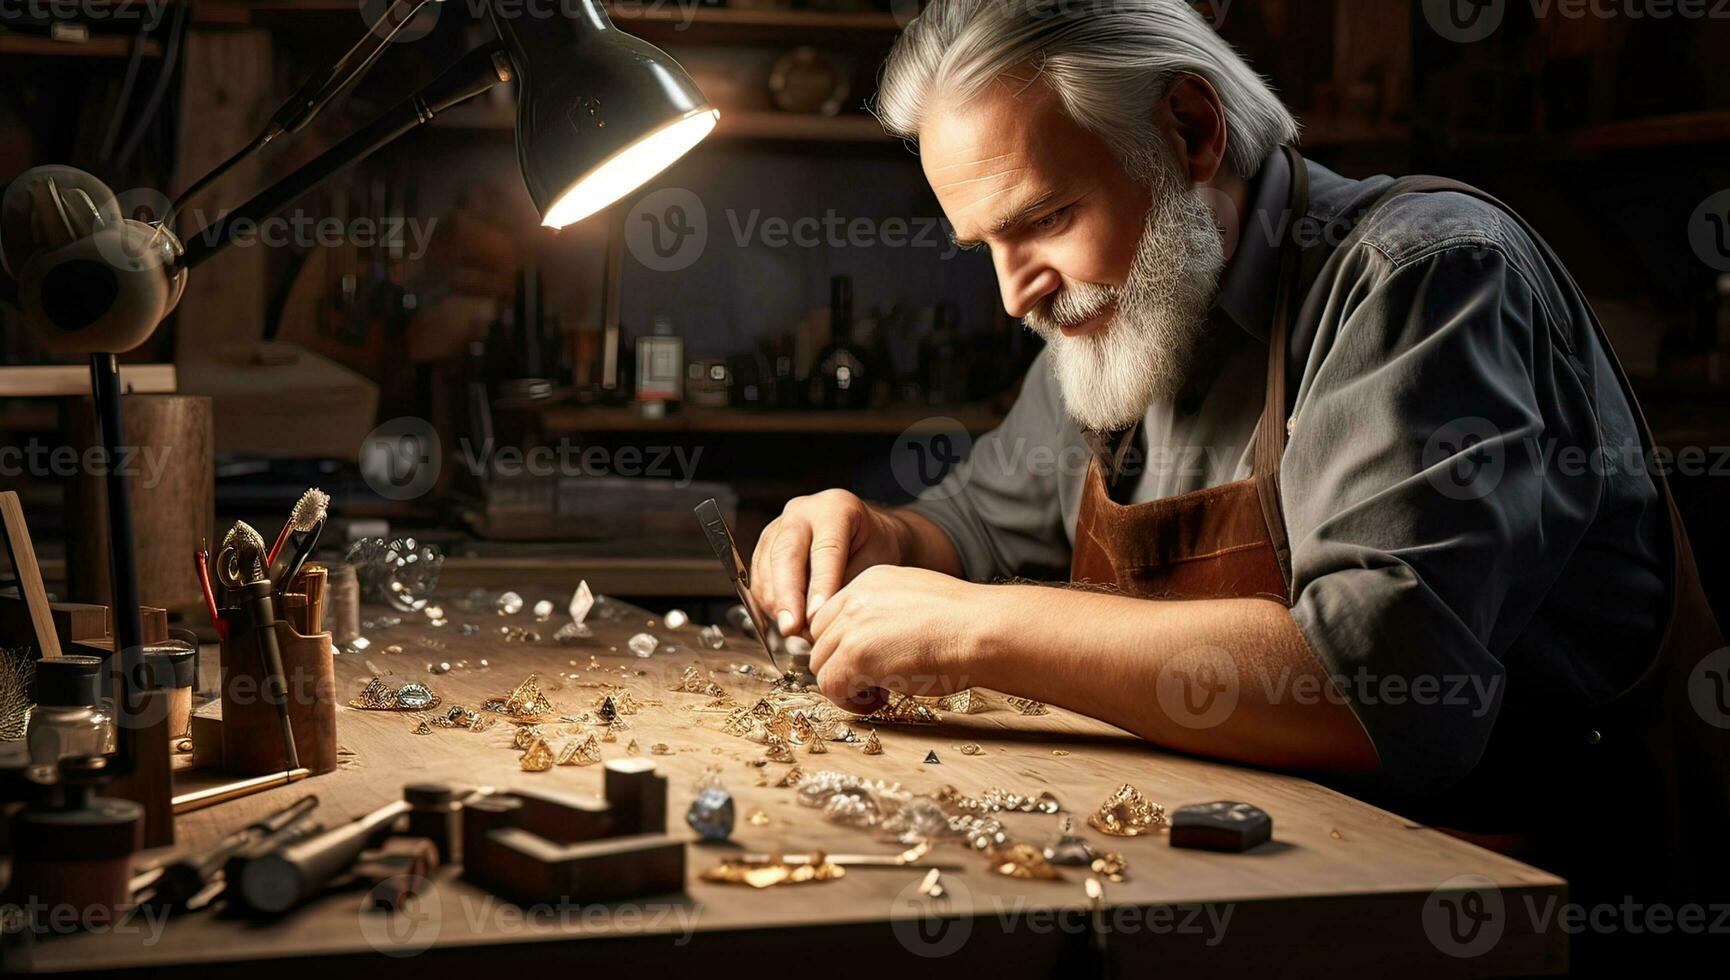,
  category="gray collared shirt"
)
[907,149,1668,797]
